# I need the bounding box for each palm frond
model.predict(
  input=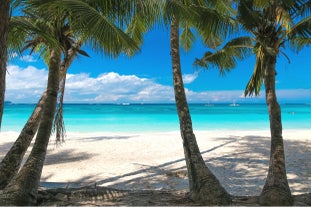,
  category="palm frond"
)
[252,0,271,8]
[9,16,61,51]
[26,0,141,57]
[180,23,195,52]
[276,6,293,31]
[244,44,264,96]
[8,17,28,57]
[125,13,149,53]
[162,0,199,25]
[287,16,311,52]
[194,36,253,74]
[288,16,311,38]
[62,0,140,57]
[289,0,311,19]
[289,37,311,52]
[194,4,237,45]
[204,0,236,16]
[237,0,261,32]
